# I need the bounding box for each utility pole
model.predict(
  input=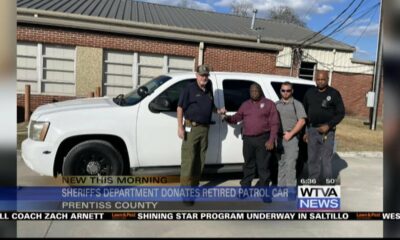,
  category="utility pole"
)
[371,0,383,130]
